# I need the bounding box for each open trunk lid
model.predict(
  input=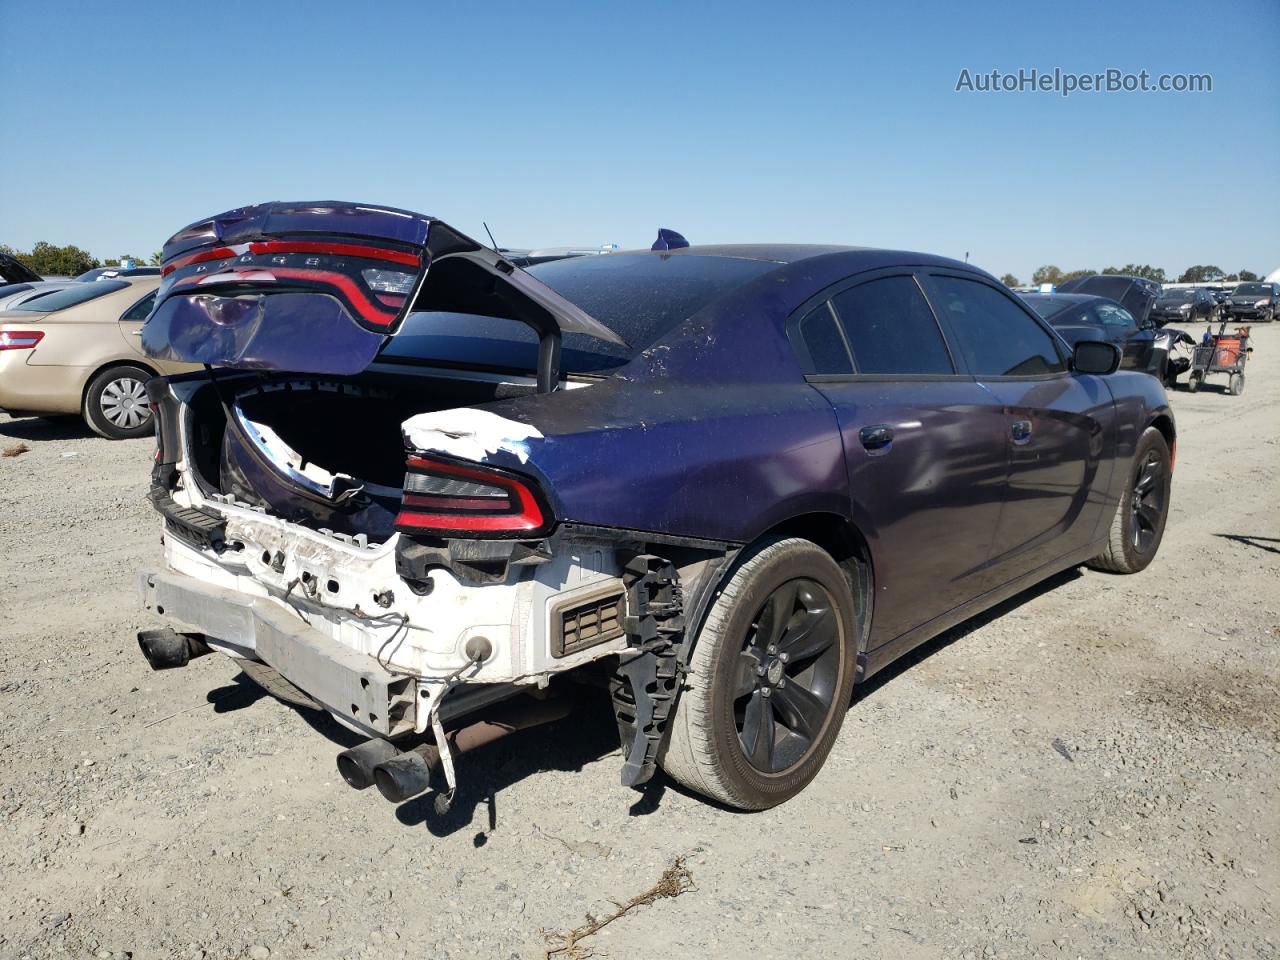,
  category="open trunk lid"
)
[141,201,622,380]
